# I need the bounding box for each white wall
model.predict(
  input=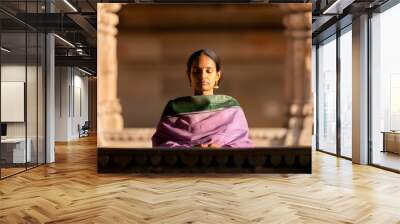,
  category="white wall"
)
[74,73,89,135]
[55,67,89,141]
[1,65,36,138]
[55,66,69,141]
